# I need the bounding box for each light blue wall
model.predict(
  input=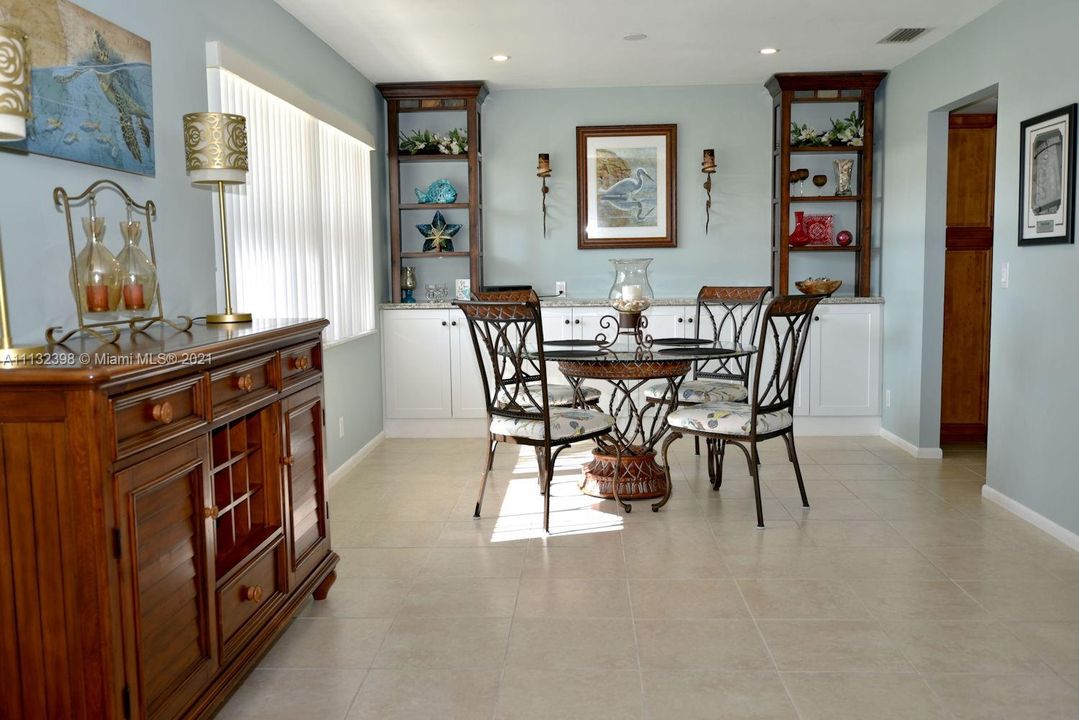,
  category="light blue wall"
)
[480,85,775,297]
[881,0,1079,532]
[0,0,386,472]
